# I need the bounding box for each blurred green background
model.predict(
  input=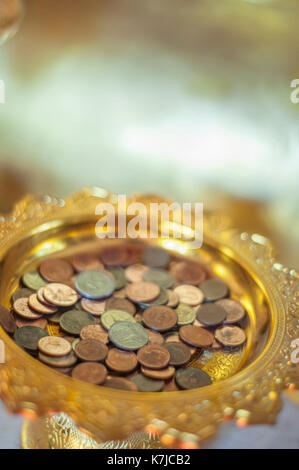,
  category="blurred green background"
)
[0,0,298,267]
